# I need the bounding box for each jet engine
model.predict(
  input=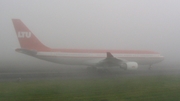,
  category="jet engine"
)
[119,62,138,70]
